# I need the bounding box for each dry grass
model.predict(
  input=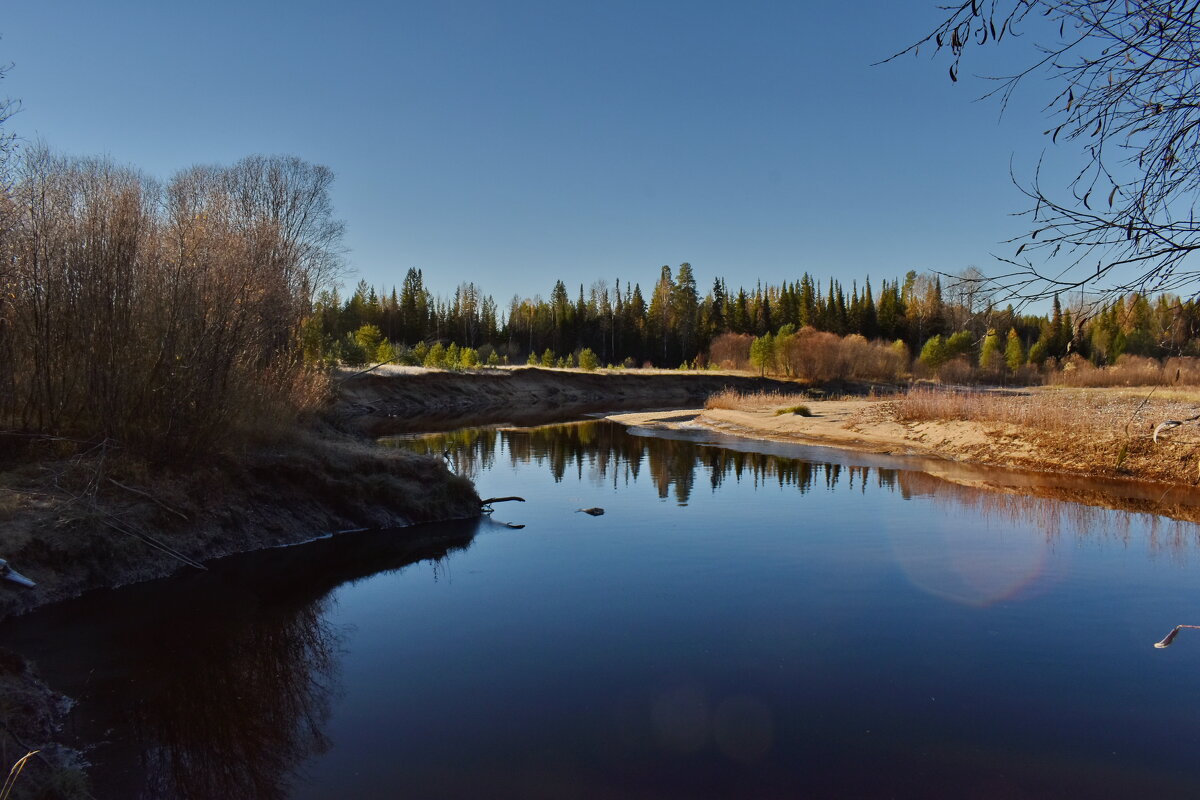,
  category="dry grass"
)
[897,385,1200,440]
[1051,355,1200,388]
[705,389,814,411]
[896,388,1083,432]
